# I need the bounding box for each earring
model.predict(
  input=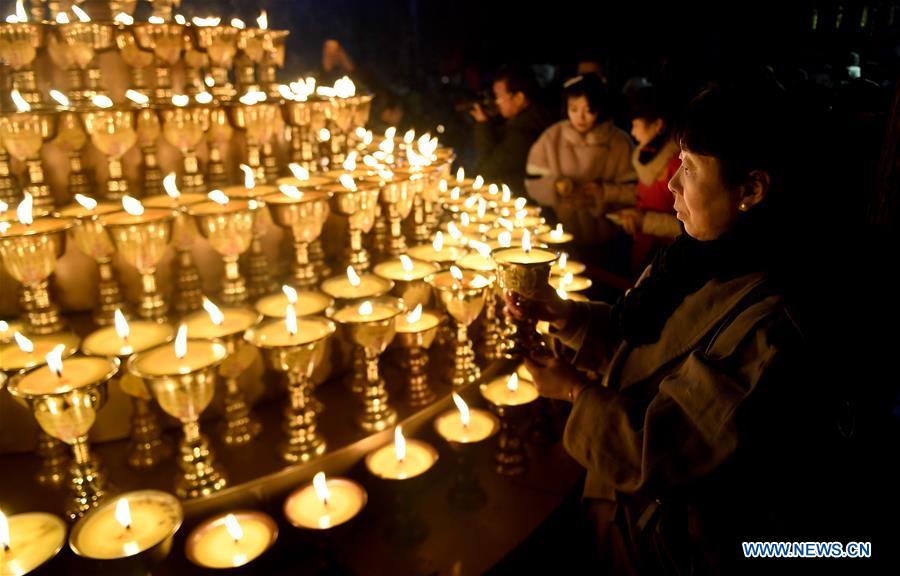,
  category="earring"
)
[739,202,749,212]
